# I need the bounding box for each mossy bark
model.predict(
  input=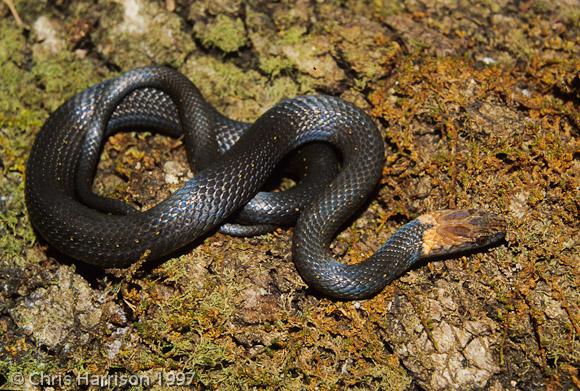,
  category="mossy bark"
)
[0,0,578,390]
